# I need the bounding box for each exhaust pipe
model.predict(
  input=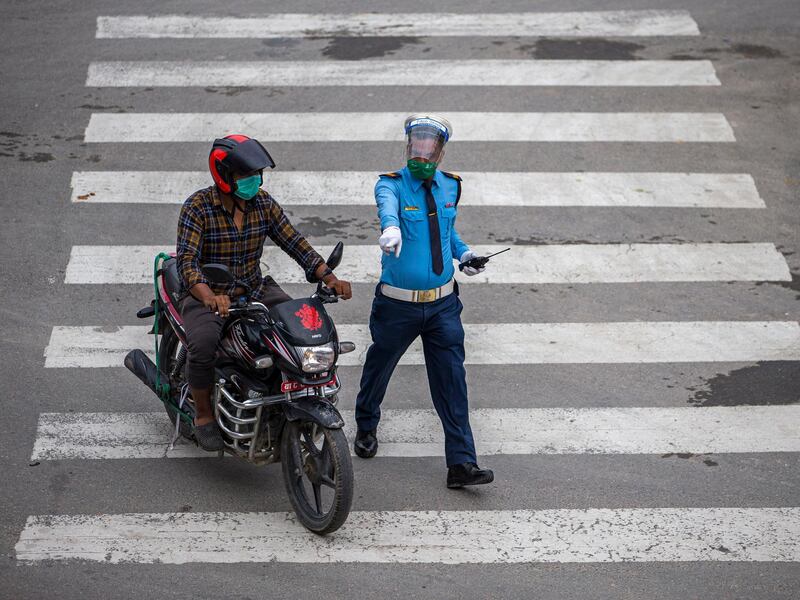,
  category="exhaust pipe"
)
[124,349,169,399]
